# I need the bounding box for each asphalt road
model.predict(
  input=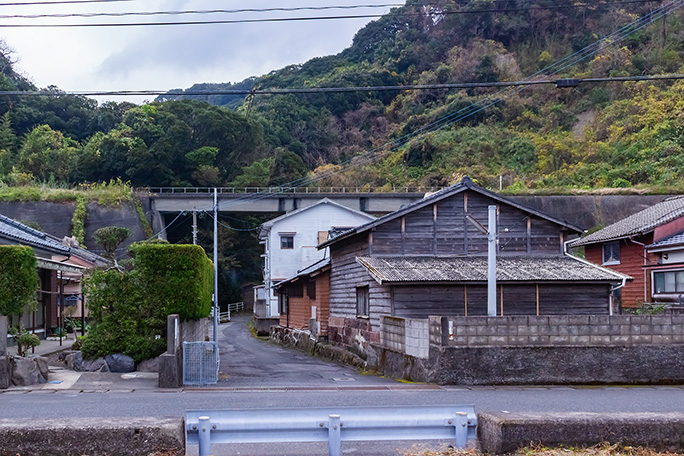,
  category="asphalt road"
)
[1,313,684,455]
